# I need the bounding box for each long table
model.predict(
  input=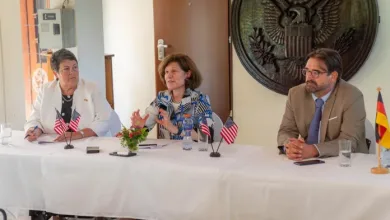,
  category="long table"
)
[1,131,390,220]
